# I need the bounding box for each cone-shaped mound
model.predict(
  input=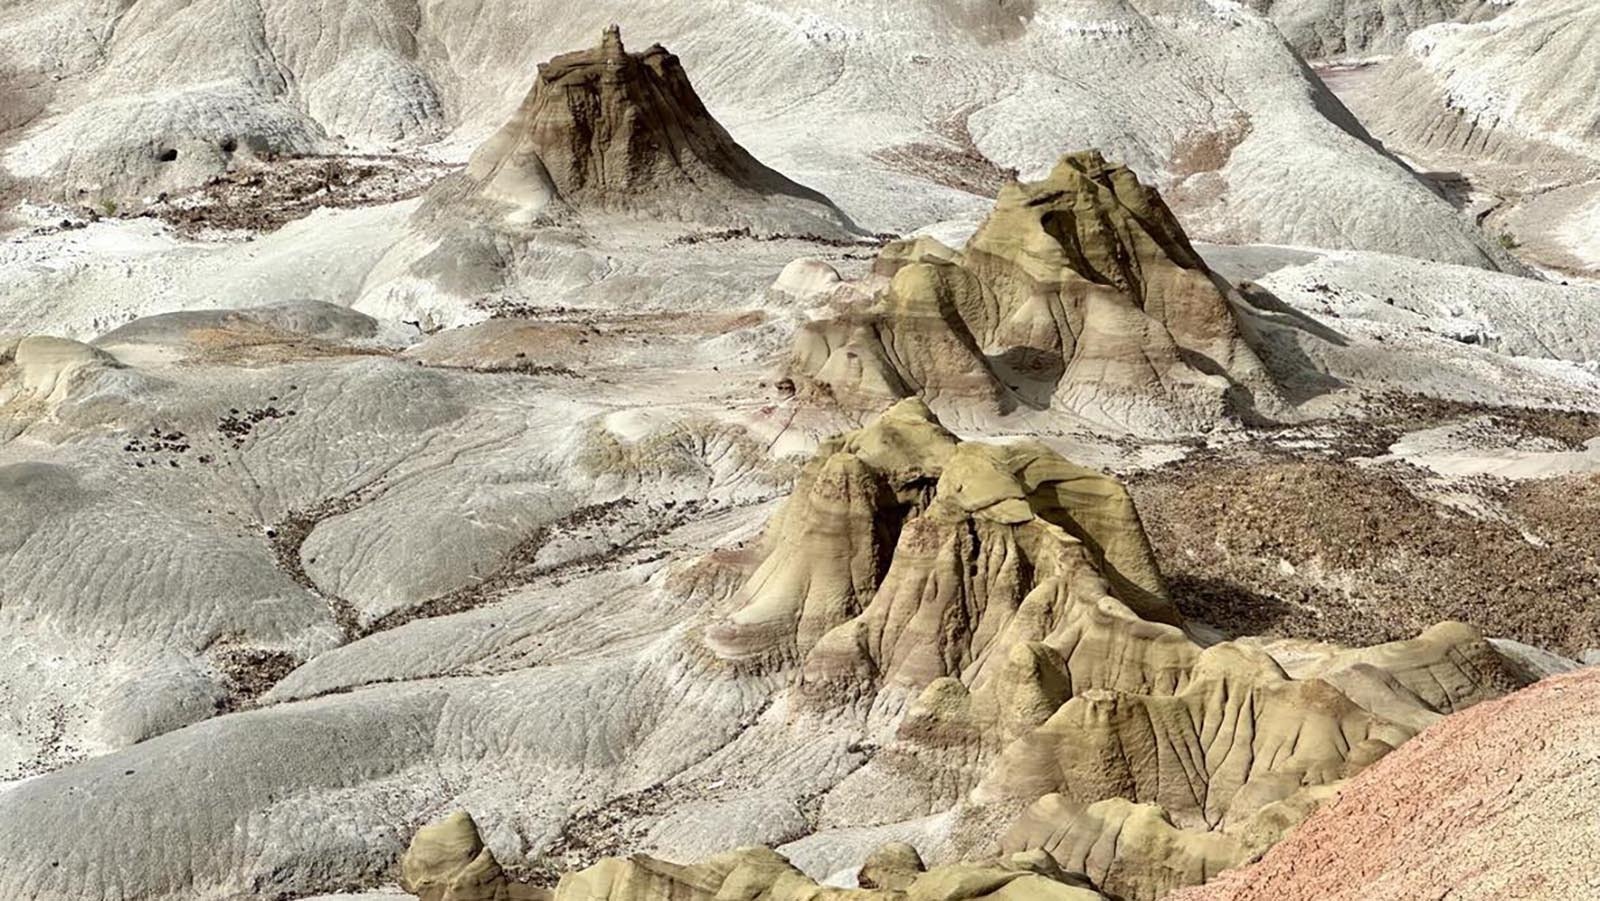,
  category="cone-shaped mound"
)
[789,151,1275,433]
[448,25,858,235]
